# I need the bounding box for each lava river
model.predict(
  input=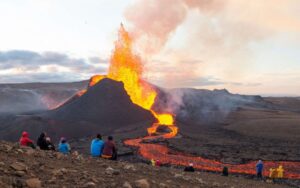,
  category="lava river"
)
[124,136,300,179]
